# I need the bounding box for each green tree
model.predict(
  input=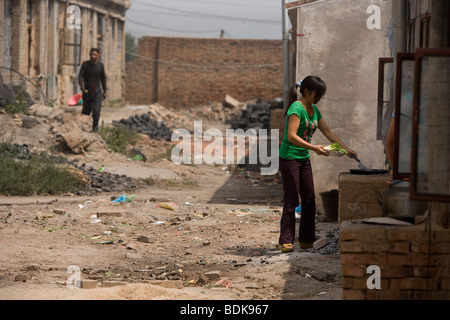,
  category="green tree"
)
[125,32,138,62]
